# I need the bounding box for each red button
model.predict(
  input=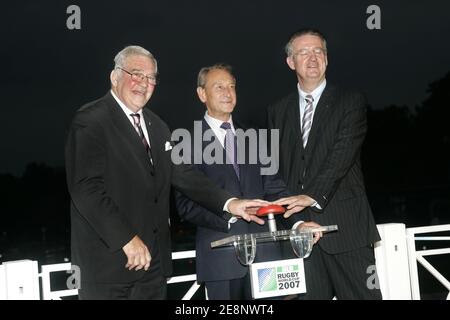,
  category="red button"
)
[256,204,286,217]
